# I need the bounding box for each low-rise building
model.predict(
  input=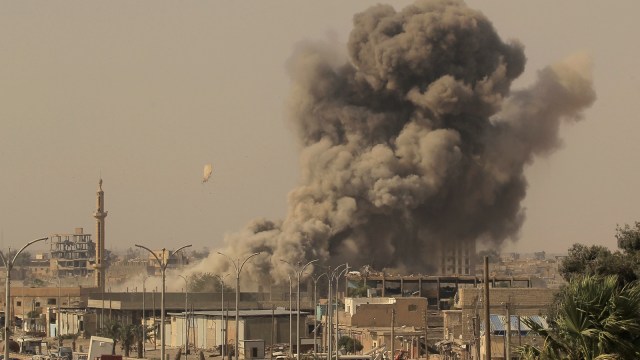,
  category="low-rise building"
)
[169,309,303,354]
